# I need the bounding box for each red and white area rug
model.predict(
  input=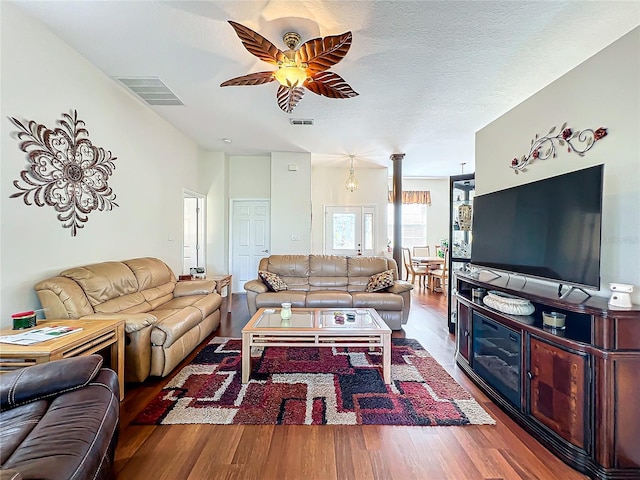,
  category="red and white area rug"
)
[134,337,495,426]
